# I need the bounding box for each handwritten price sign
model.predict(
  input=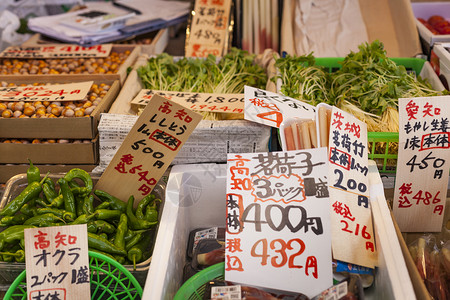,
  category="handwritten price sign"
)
[130,89,244,114]
[327,107,377,269]
[0,81,93,102]
[244,86,316,128]
[95,94,202,201]
[225,148,332,298]
[24,224,90,300]
[393,96,450,232]
[0,44,112,58]
[185,0,232,58]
